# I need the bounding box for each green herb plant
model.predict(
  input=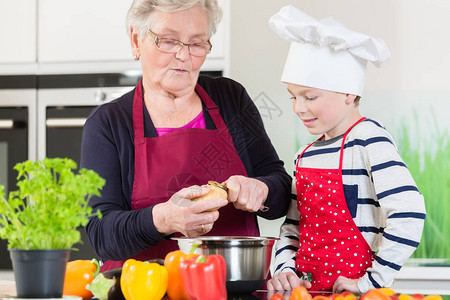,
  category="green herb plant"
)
[0,157,105,250]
